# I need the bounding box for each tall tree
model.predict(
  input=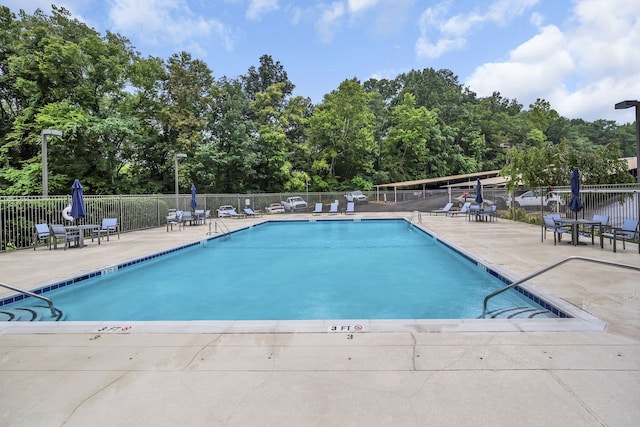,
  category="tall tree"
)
[307,79,376,189]
[241,54,294,101]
